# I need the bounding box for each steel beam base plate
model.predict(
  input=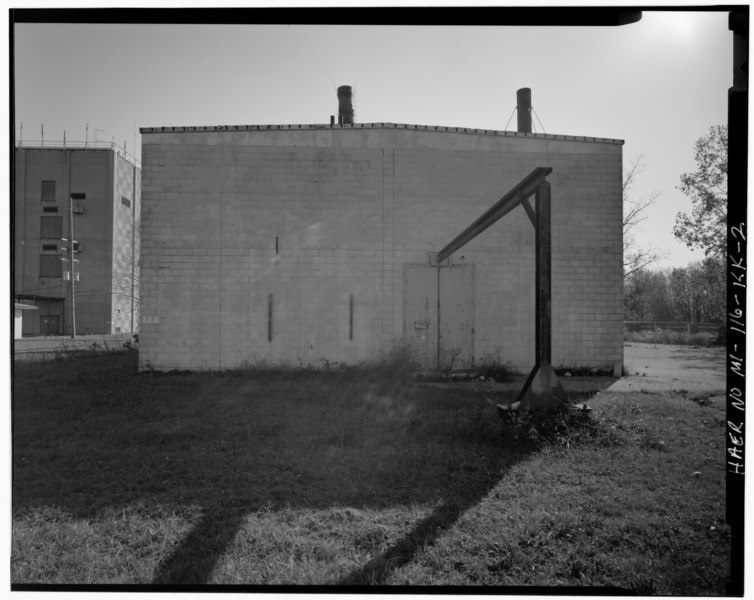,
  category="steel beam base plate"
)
[517,363,567,411]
